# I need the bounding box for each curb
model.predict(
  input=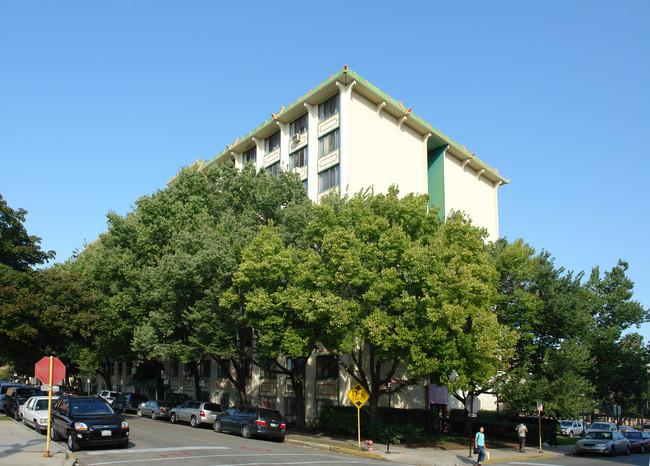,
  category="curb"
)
[287,438,385,461]
[484,453,558,463]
